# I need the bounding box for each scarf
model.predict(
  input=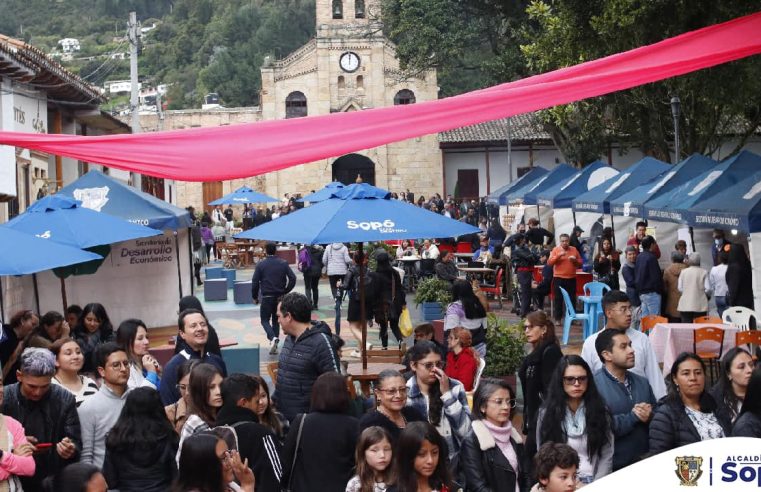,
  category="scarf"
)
[563,402,586,438]
[482,420,520,476]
